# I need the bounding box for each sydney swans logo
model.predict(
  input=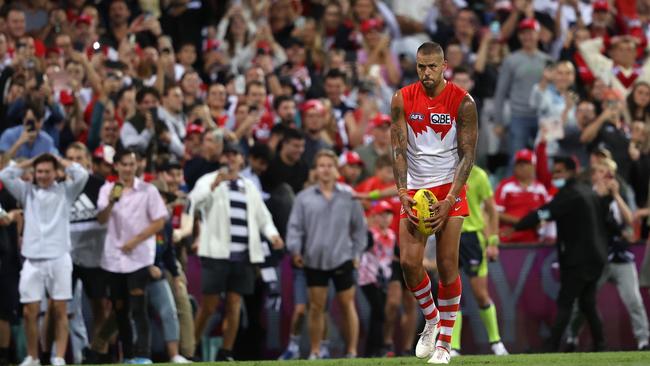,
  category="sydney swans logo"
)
[409,112,454,140]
